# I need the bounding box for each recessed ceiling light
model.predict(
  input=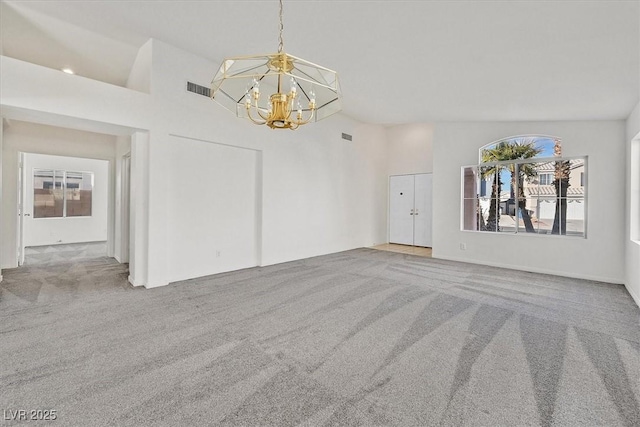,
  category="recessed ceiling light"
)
[61,68,74,75]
